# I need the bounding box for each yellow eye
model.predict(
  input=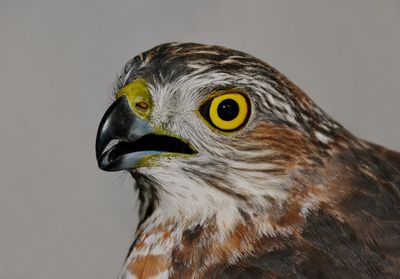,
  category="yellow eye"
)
[200,92,250,131]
